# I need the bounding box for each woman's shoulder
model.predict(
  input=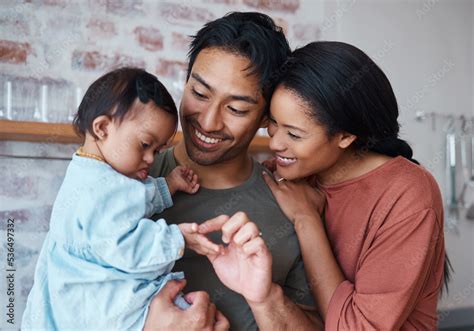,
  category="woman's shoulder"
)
[372,157,444,228]
[384,157,441,206]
